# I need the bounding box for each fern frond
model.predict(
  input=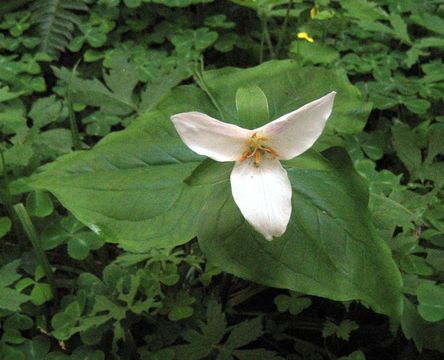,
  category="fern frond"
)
[0,0,32,15]
[30,0,88,58]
